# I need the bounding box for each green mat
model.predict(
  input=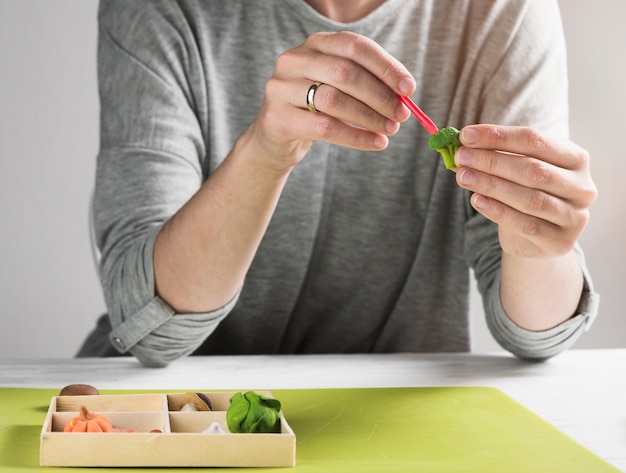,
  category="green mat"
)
[0,387,619,472]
